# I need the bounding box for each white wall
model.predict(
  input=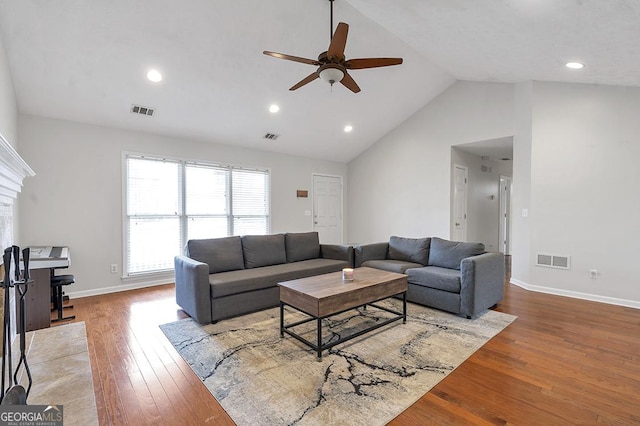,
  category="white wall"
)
[0,31,16,146]
[0,30,19,342]
[349,79,640,308]
[510,82,533,285]
[451,148,512,251]
[17,115,347,297]
[0,28,18,248]
[525,82,640,305]
[347,81,515,244]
